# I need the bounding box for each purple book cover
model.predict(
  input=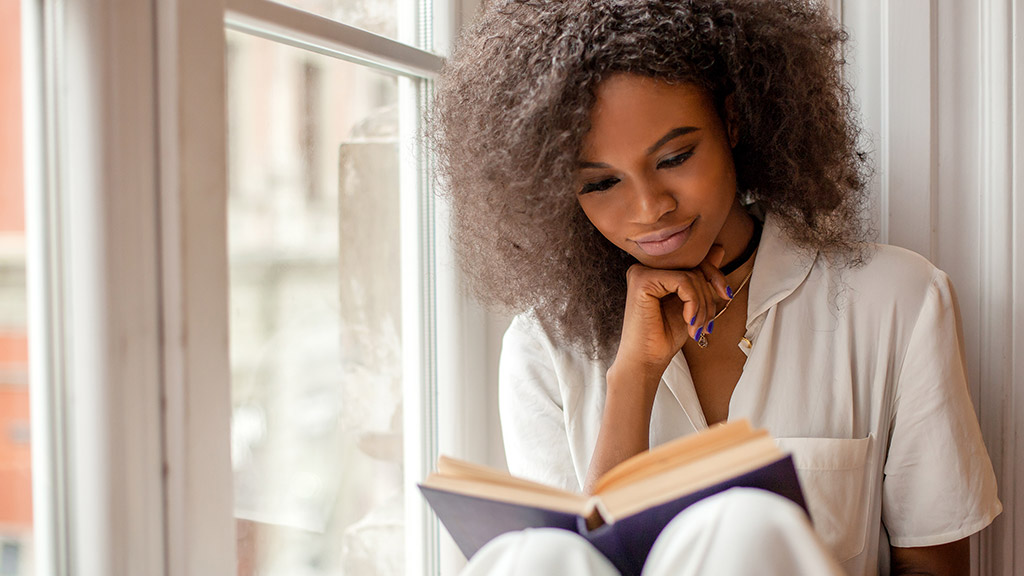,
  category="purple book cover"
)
[420,455,805,576]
